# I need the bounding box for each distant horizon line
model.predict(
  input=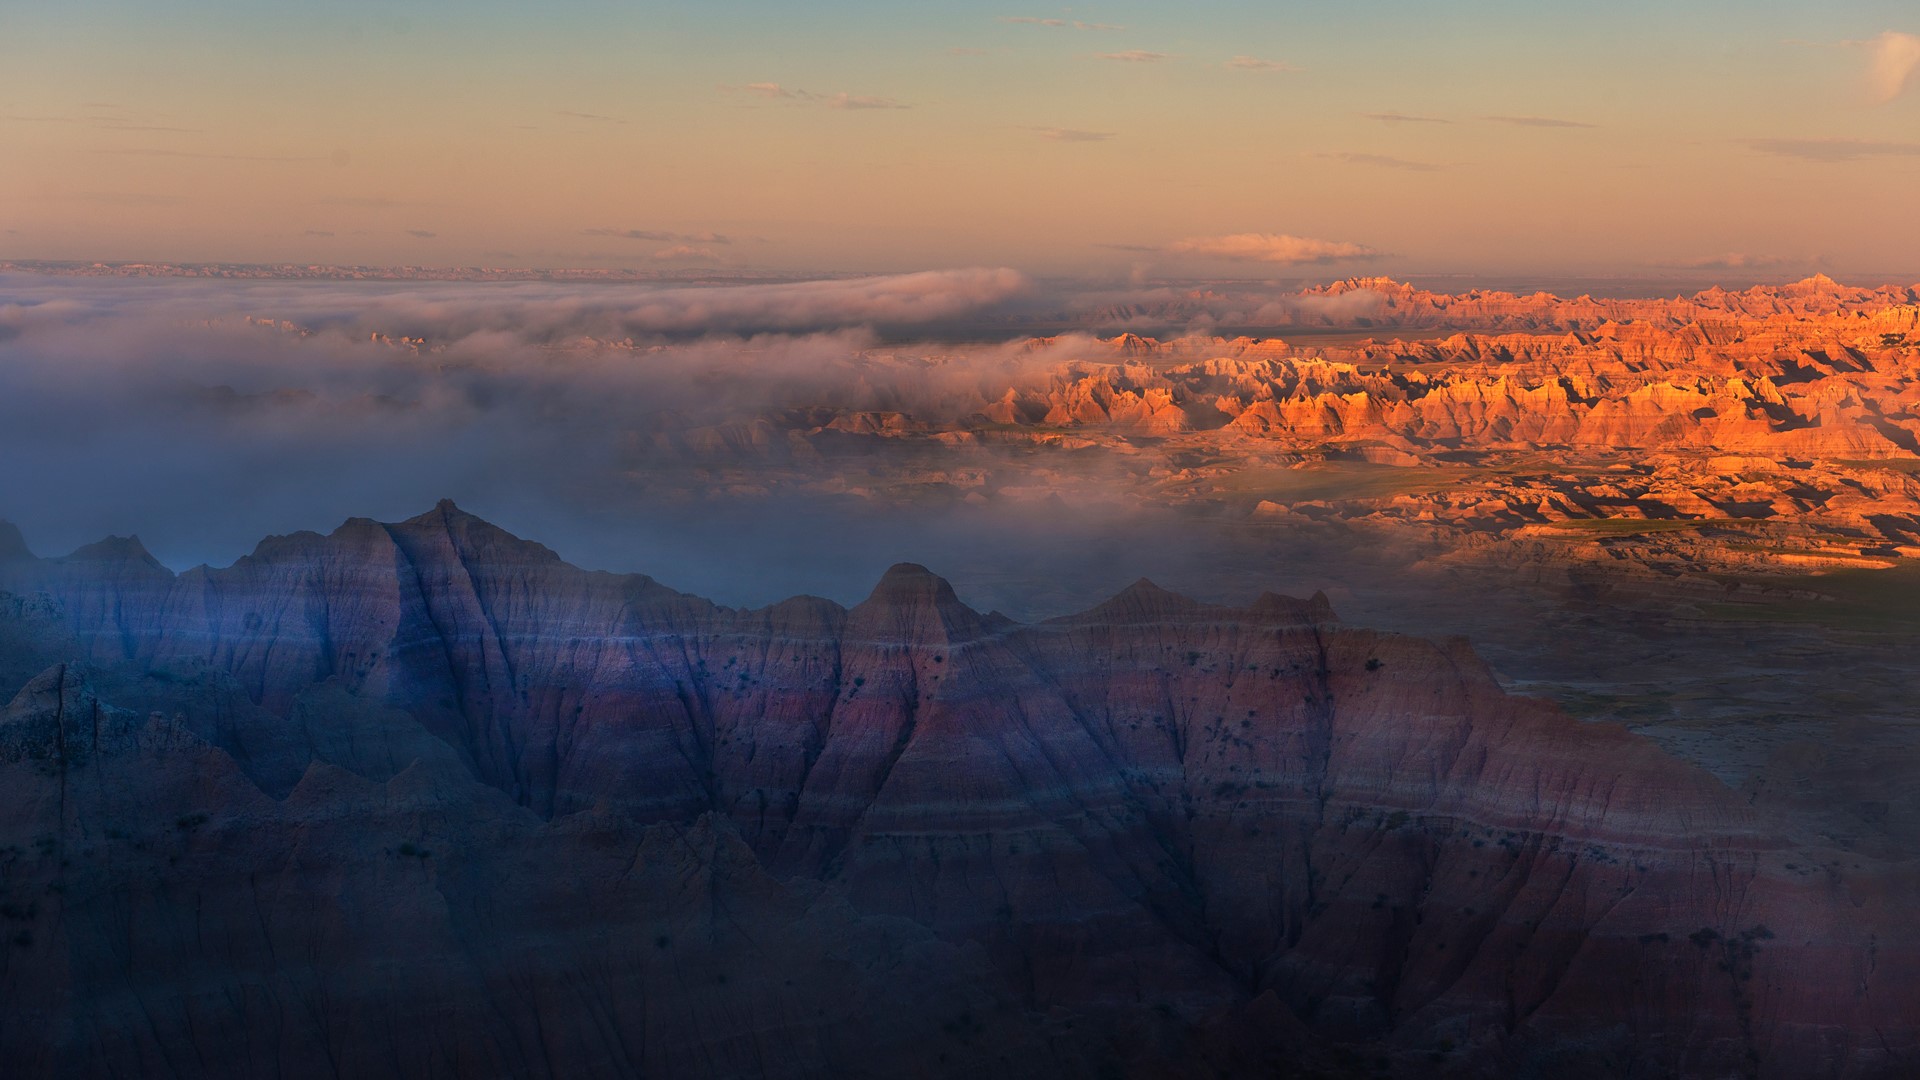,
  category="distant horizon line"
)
[3,258,1915,293]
